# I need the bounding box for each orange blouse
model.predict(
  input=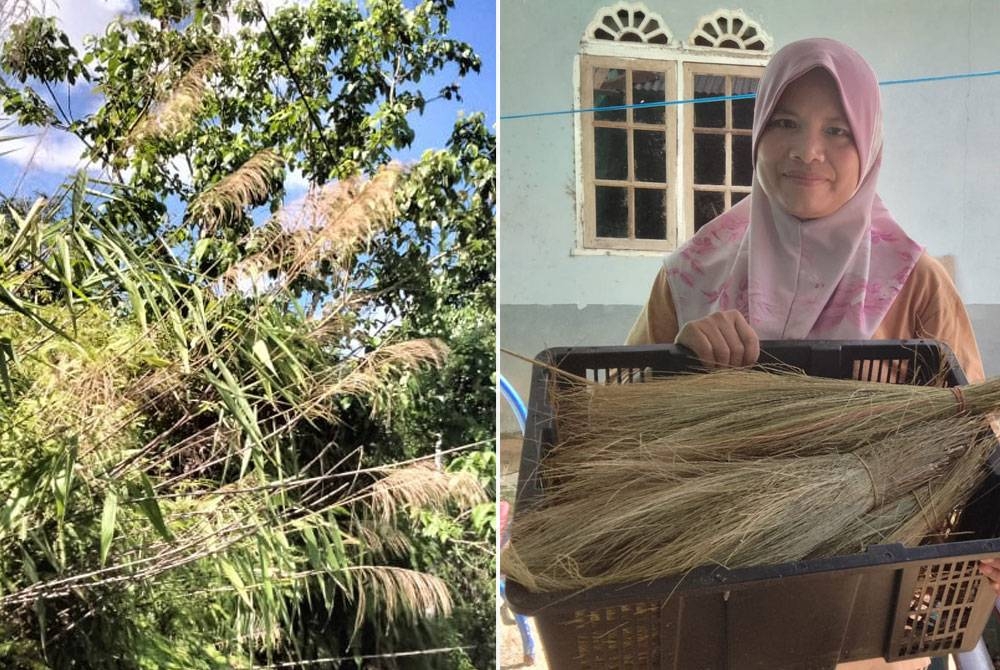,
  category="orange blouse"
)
[626,252,985,383]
